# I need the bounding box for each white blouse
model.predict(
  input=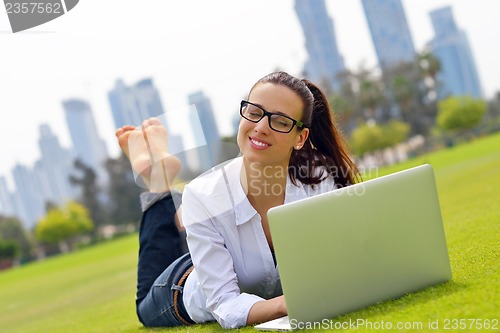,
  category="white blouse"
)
[182,157,336,328]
